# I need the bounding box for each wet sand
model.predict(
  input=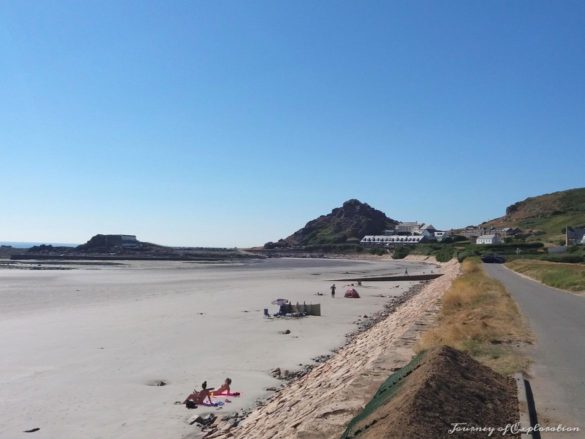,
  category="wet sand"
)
[0,258,432,439]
